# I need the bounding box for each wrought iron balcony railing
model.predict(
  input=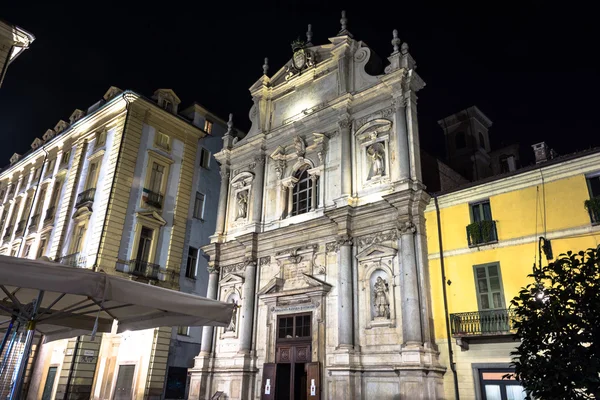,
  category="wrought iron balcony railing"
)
[450,309,516,337]
[585,197,600,224]
[3,225,13,240]
[56,252,87,268]
[117,259,161,280]
[75,188,96,208]
[466,220,498,247]
[44,206,56,225]
[14,220,26,236]
[28,214,40,233]
[143,189,164,209]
